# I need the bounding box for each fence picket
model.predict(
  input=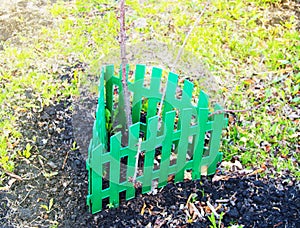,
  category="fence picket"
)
[109,132,122,206]
[158,110,176,187]
[132,65,145,123]
[174,108,193,182]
